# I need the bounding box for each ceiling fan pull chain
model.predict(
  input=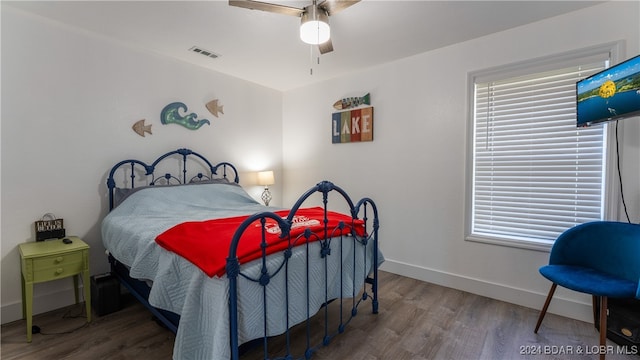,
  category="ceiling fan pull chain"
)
[309,44,314,75]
